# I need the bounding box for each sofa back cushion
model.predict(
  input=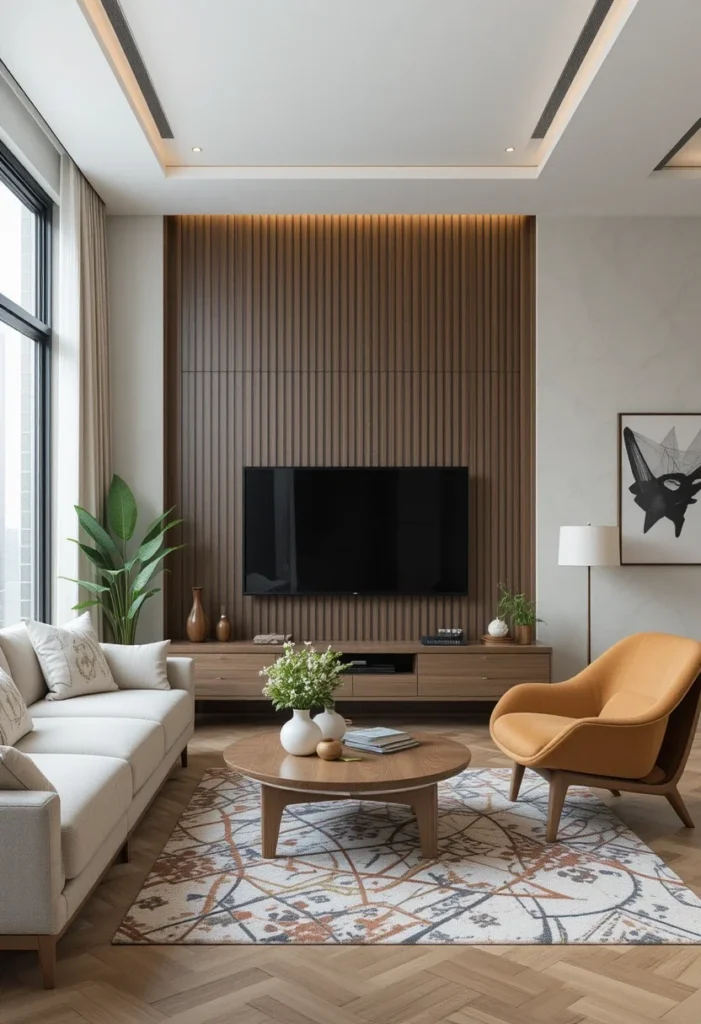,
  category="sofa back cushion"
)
[0,623,47,706]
